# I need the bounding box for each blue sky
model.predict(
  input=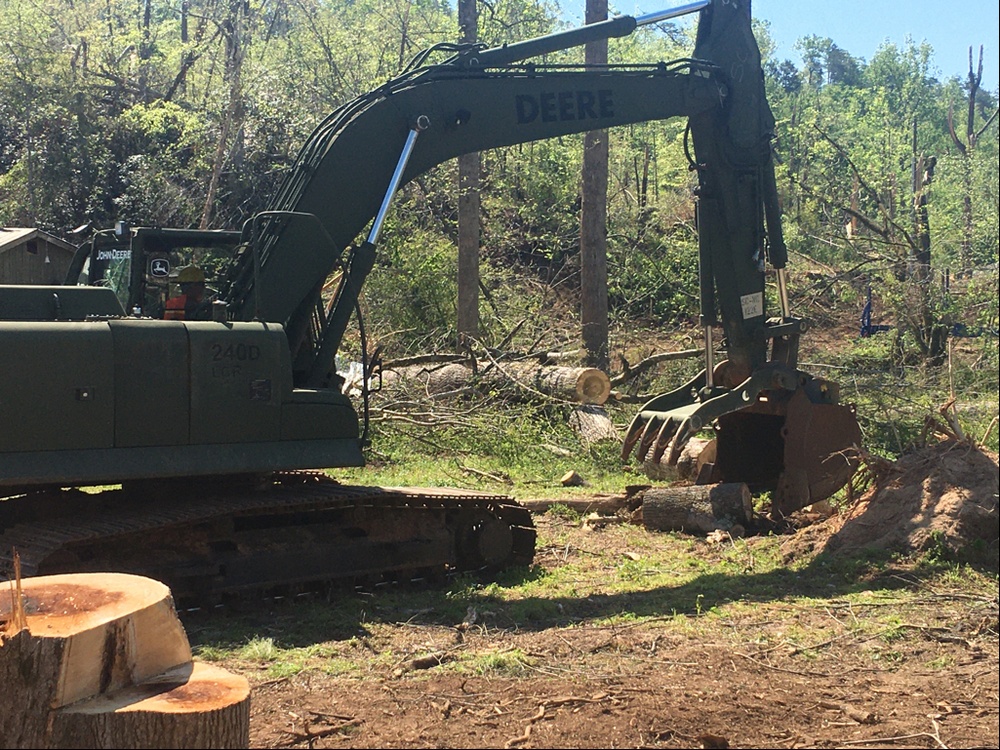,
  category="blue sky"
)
[559,0,1000,91]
